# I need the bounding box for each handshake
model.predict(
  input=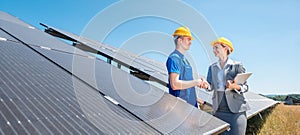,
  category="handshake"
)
[196,77,210,89]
